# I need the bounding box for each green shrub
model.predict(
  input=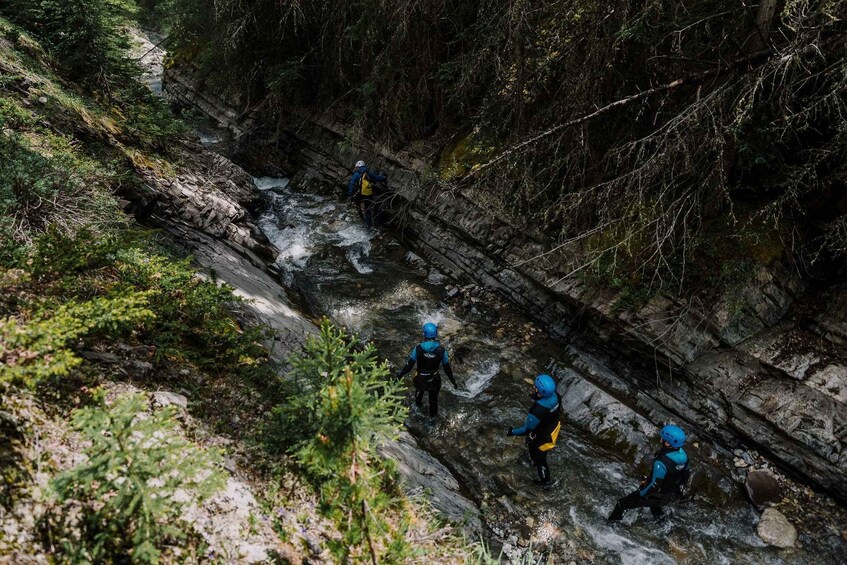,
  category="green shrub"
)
[0,271,155,385]
[1,229,271,387]
[0,116,121,261]
[1,0,137,89]
[271,321,409,562]
[50,390,224,564]
[112,247,270,376]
